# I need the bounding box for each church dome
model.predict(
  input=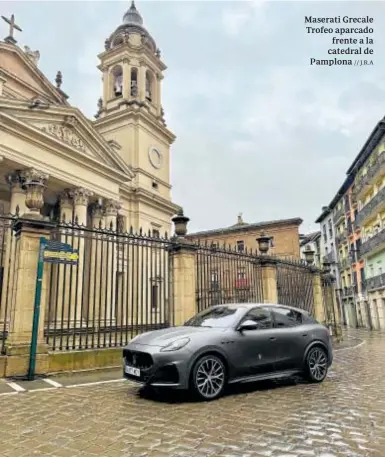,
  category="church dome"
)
[123,1,143,26]
[106,1,157,53]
